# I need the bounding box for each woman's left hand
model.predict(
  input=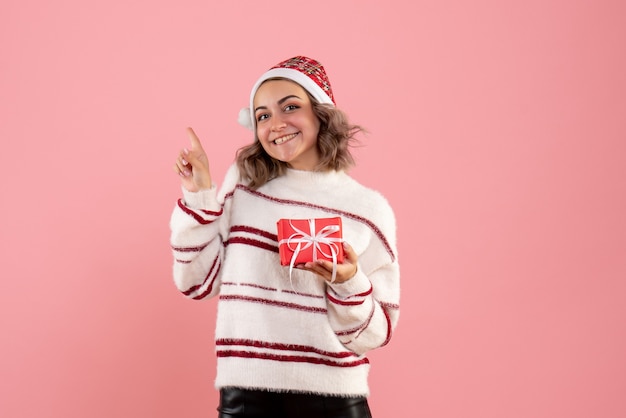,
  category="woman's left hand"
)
[299,242,358,284]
